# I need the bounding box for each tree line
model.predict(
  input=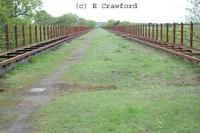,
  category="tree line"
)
[0,0,96,27]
